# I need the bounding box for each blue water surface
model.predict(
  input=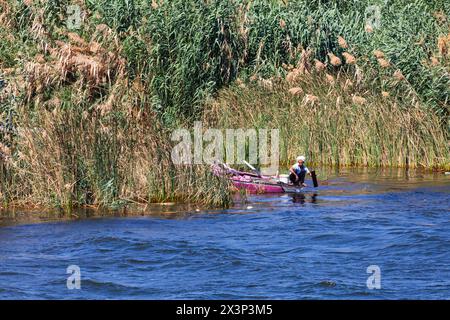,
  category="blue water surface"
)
[0,169,449,299]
